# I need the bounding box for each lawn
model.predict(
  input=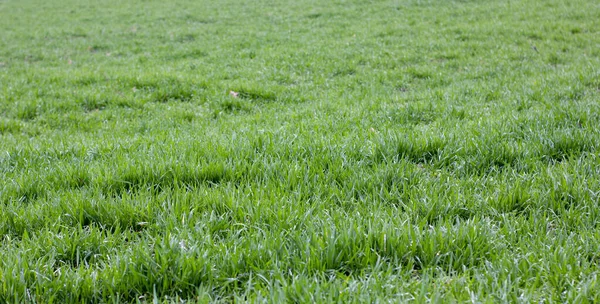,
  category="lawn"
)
[1,0,600,302]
